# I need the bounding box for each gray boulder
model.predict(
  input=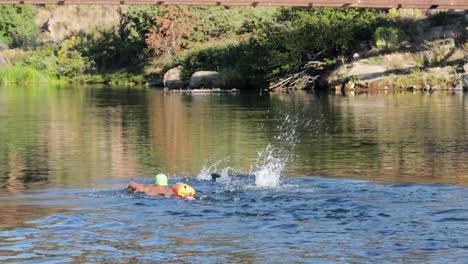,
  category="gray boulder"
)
[189,71,224,89]
[163,66,185,89]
